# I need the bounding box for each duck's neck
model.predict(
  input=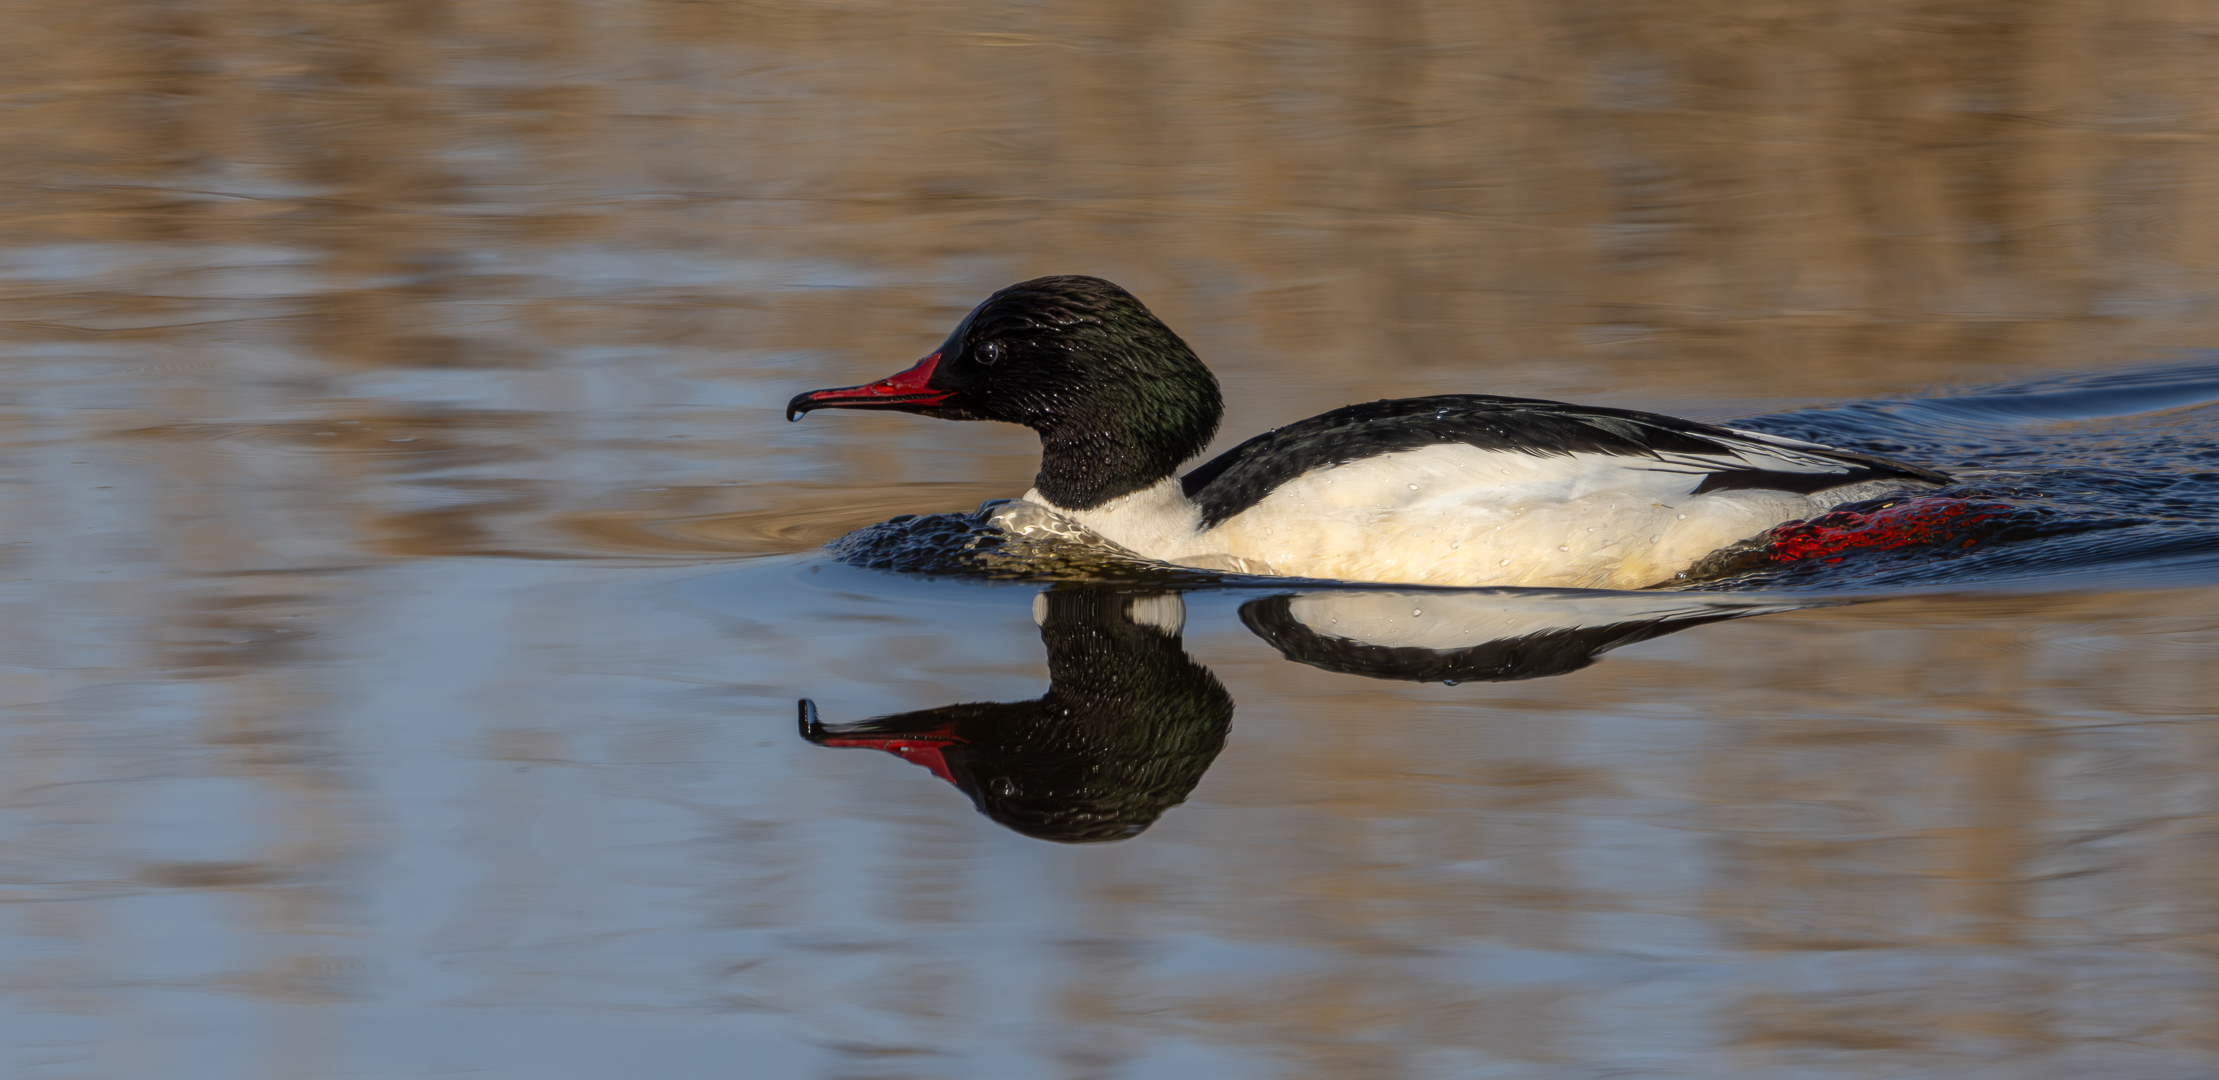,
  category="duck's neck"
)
[1033,424,1195,510]
[1023,317,1224,510]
